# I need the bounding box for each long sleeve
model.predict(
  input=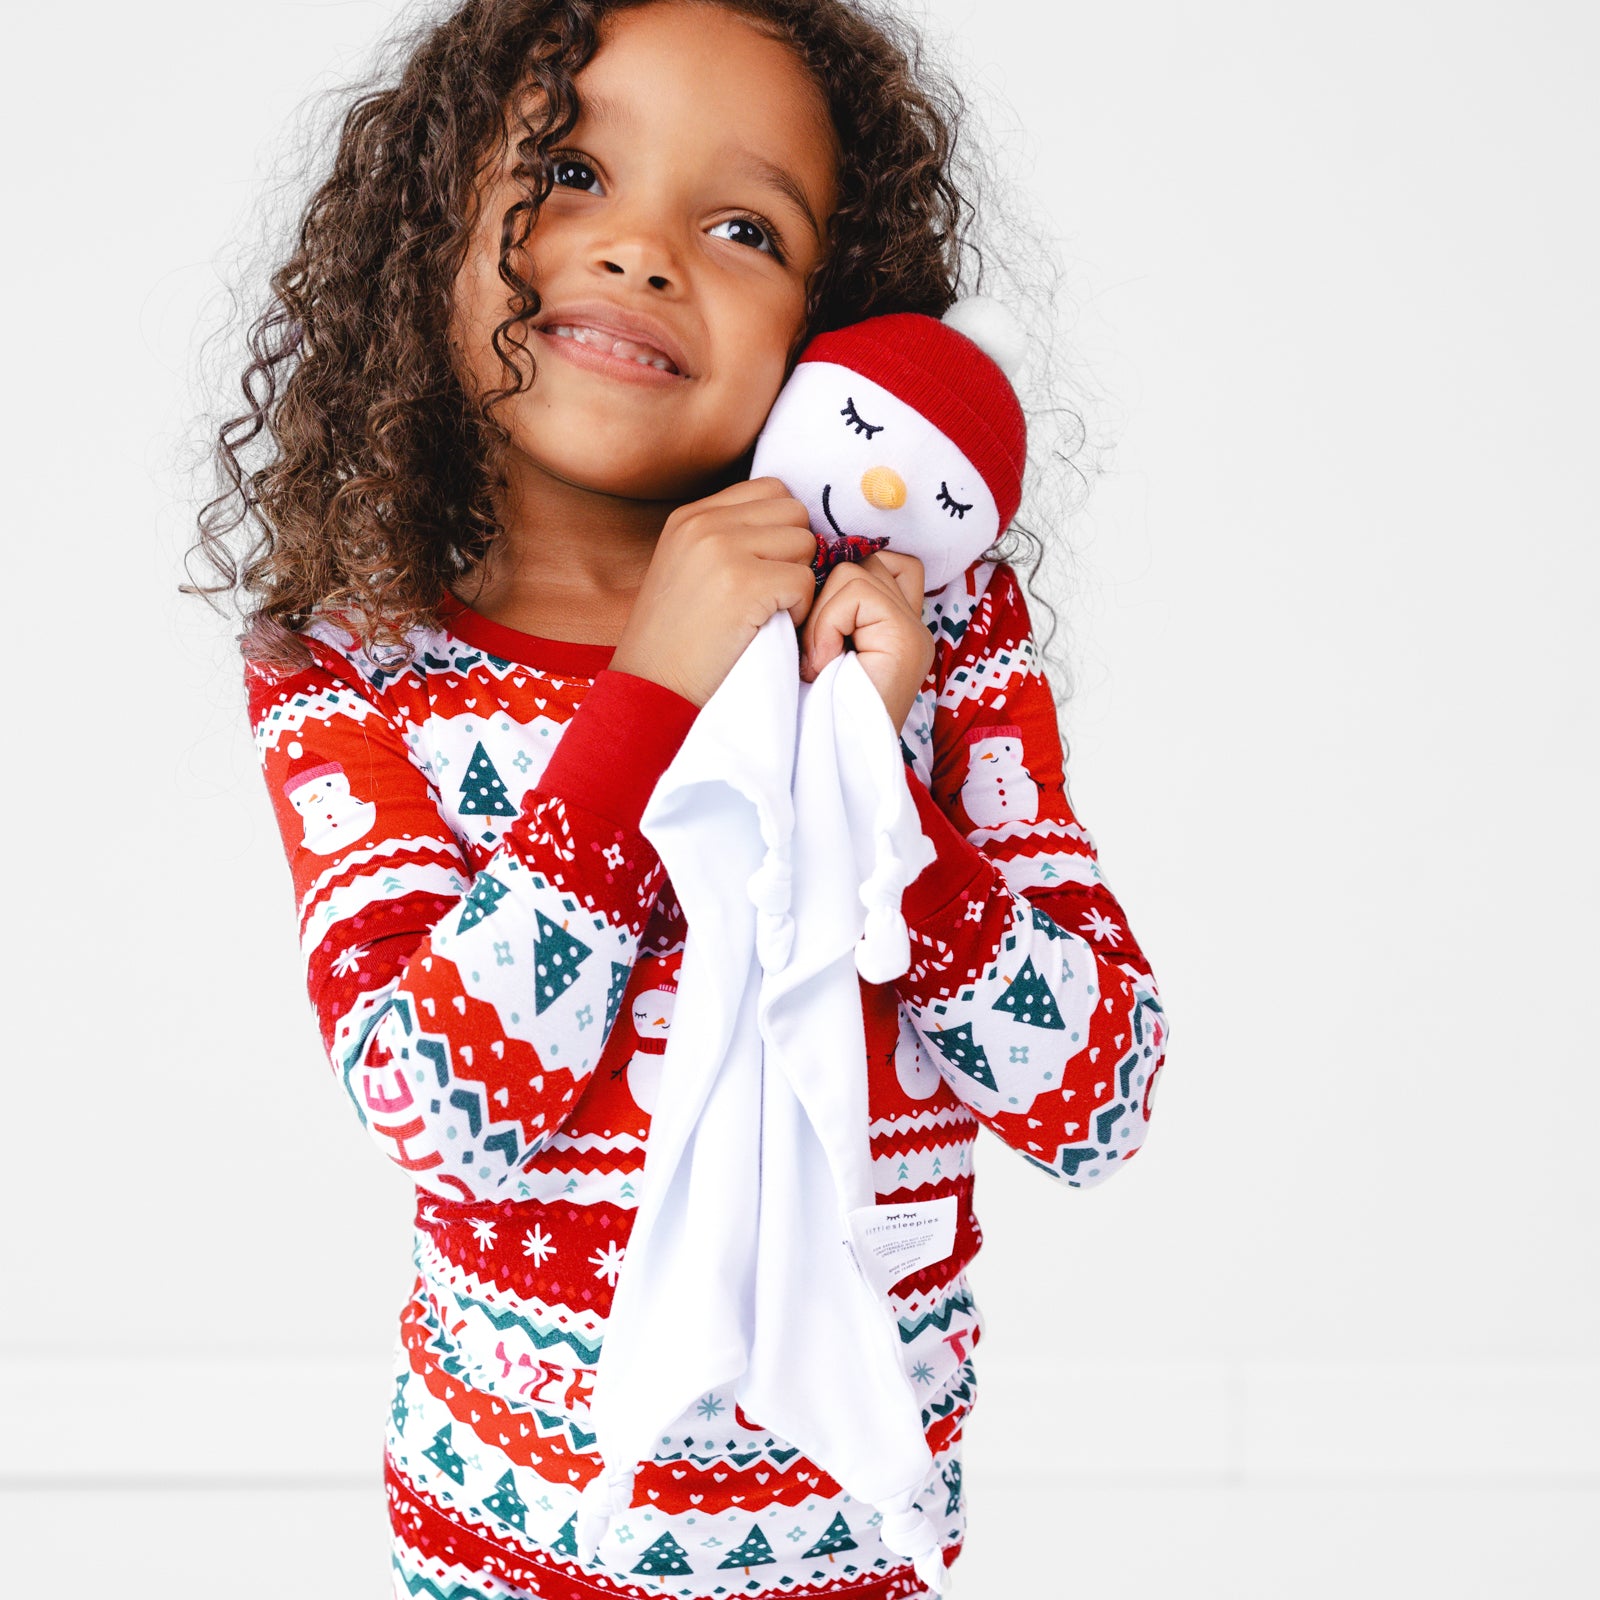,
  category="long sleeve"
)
[246,636,698,1203]
[890,560,1170,1188]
